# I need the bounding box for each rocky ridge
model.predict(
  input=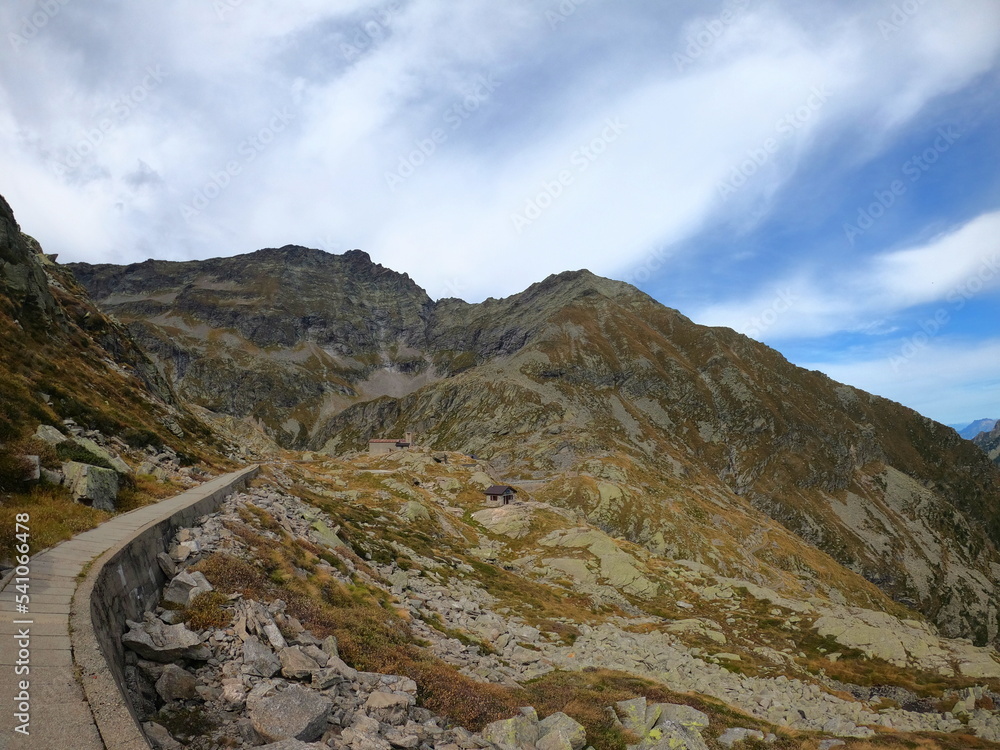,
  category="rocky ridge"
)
[65,247,1000,650]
